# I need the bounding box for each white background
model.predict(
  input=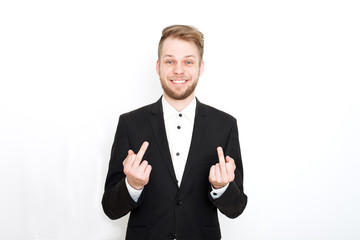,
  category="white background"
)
[1,0,359,239]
